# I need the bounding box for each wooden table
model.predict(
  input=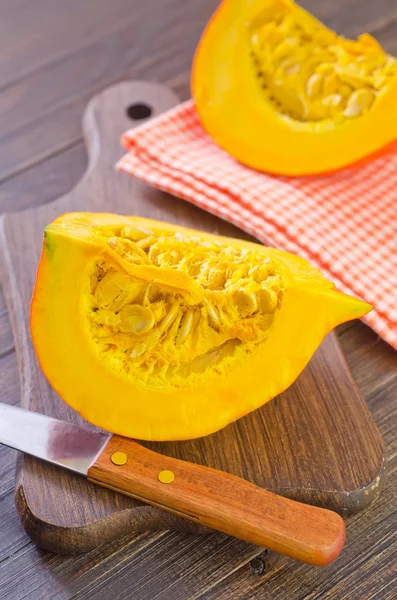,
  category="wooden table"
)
[0,1,396,598]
